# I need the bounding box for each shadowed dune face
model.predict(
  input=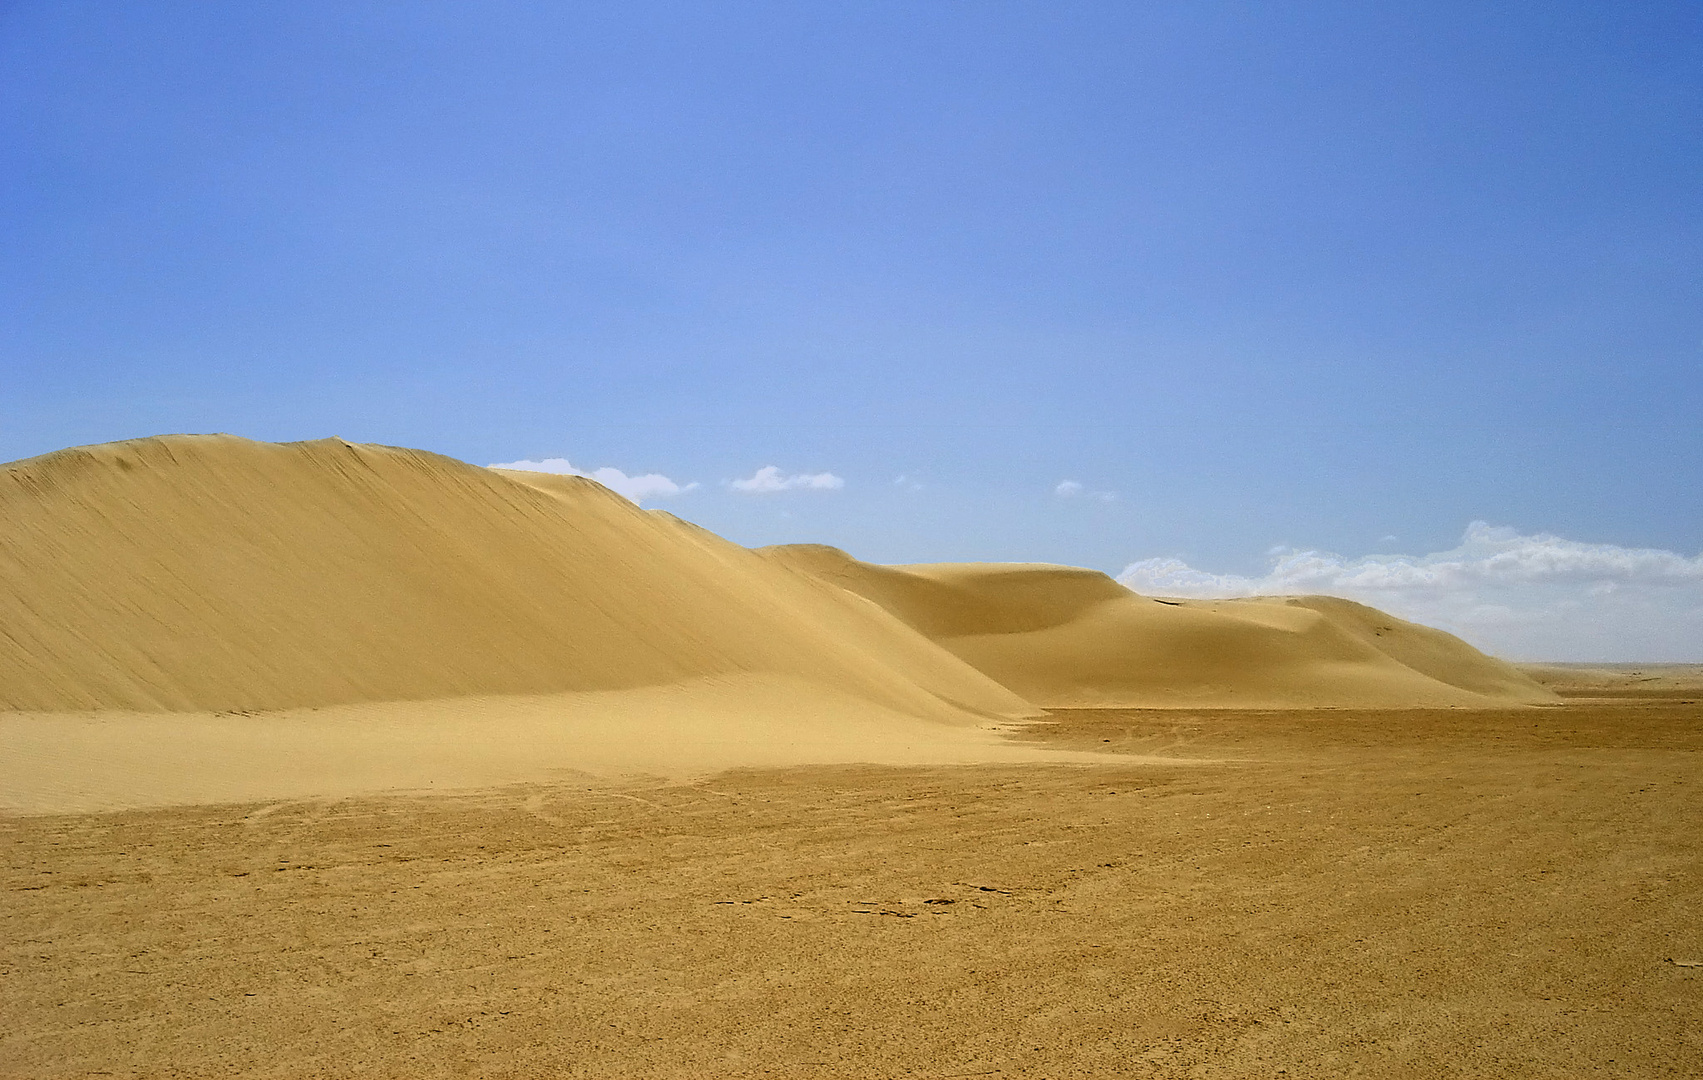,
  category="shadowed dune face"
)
[0,435,1028,720]
[760,545,1555,708]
